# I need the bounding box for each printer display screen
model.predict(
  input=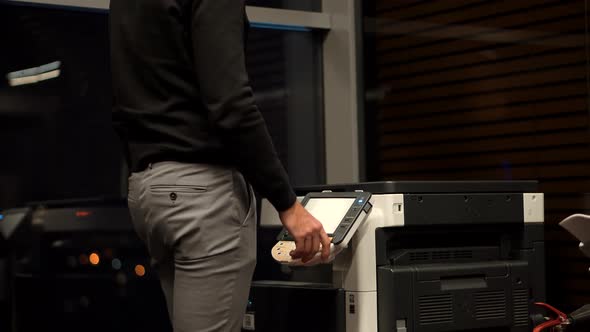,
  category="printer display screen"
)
[304,198,356,234]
